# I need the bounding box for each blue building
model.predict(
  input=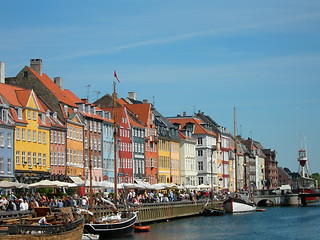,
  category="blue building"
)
[0,96,15,181]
